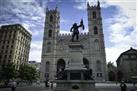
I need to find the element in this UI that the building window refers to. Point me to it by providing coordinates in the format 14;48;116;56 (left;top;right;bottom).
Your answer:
1;50;3;53
94;26;98;34
94;39;99;50
7;45;9;48
131;55;136;58
5;50;8;53
96;60;102;71
48;29;52;37
93;11;97;19
50;15;53;22
47;42;51;53
97;73;102;77
2;45;4;49
9;55;11;58
45;61;50;72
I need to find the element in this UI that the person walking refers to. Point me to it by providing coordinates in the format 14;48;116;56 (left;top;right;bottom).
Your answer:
131;82;136;91
50;81;53;89
11;81;17;91
120;81;127;91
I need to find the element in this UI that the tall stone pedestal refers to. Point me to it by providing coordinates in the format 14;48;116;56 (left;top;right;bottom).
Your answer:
54;42;96;91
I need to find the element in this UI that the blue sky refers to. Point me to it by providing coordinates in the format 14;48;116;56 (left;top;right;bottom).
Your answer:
0;0;137;65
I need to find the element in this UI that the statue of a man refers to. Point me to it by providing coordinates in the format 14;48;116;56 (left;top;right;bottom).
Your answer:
70;19;84;42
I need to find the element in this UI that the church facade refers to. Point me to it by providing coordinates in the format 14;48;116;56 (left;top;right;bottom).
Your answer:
41;1;107;82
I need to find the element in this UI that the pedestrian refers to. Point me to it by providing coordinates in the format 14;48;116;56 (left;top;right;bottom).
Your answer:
131;82;136;91
11;81;17;91
50;81;53;89
120;81;127;91
44;80;49;87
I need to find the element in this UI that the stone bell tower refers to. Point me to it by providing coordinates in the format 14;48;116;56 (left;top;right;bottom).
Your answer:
87;1;107;81
41;7;60;81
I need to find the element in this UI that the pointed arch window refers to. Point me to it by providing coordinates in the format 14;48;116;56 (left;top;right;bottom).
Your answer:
45;61;50;79
47;42;51;52
94;26;98;34
57;59;65;73
96;60;102;71
83;58;89;69
48;29;52;37
45;61;50;72
50;15;53;22
93;11;97;19
94;39;99;50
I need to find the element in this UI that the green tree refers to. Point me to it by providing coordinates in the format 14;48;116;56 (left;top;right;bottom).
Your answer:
107;62;116;69
0;63;17;85
107;62;117;81
18;64;39;82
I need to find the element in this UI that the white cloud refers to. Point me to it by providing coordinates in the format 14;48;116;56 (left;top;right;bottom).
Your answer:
29;41;43;62
22;23;44;36
104;0;137;64
105;47;127;65
73;0;107;10
60;18;69;23
74;0;137;64
29;50;42;62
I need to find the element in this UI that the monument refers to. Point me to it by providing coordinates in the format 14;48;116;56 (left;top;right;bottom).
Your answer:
53;20;96;91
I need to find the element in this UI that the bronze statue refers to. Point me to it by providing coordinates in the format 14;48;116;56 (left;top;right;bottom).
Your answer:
70;19;84;42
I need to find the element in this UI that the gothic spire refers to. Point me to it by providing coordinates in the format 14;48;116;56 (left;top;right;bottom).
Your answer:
46;6;49;11
55;5;58;11
97;0;100;8
87;2;90;8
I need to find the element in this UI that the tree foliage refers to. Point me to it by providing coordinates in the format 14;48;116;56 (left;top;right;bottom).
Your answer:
107;62;117;81
0;63;39;83
0;63;17;81
18;64;39;82
107;62;116;69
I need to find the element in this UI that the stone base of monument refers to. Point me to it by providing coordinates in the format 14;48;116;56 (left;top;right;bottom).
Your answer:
53;42;96;91
53;80;95;91
54;68;96;91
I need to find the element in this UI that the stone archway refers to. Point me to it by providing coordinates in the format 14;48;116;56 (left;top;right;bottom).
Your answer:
57;59;66;73
109;71;116;81
83;58;89;69
45;61;50;81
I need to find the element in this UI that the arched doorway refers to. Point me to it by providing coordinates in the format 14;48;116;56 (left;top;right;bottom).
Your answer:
45;61;50;81
109;71;116;81
57;59;66;73
83;58;89;69
117;71;123;82
94;39;100;50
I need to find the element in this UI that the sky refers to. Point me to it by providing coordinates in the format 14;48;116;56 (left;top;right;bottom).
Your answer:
0;0;137;65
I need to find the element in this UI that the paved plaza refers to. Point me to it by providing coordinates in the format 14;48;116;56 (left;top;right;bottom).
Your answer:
0;83;136;91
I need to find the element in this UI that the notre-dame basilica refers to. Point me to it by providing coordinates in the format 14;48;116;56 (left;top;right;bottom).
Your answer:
41;1;107;82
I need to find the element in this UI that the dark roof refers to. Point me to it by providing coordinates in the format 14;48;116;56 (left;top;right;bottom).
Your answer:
0;23;31;37
122;47;137;54
116;47;137;62
1;24;21;28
